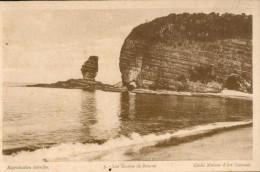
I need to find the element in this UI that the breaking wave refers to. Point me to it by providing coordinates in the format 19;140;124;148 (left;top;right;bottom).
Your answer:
3;120;252;162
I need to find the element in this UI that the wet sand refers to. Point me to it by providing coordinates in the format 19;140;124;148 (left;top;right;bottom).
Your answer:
133;127;252;160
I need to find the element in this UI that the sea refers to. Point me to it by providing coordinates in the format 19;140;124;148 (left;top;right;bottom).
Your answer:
2;86;252;161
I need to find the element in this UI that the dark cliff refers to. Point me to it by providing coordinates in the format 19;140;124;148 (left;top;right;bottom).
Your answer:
119;13;252;93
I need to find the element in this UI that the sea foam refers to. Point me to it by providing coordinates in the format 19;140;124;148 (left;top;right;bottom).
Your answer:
3;120;252;162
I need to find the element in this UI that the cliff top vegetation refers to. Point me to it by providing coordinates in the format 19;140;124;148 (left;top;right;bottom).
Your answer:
129;13;252;43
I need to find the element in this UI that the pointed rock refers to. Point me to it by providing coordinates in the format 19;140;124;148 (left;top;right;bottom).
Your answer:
81;56;99;81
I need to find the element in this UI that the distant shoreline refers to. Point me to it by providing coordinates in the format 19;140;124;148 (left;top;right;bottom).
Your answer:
132;89;252;100
3;81;252;100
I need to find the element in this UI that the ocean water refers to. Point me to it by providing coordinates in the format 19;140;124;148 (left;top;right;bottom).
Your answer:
2;87;252;161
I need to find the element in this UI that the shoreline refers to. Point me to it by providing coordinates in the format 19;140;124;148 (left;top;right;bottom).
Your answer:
92;121;253;161
131;126;252;161
4;81;252;100
132;88;252;100
3;121;253;161
20;83;253;100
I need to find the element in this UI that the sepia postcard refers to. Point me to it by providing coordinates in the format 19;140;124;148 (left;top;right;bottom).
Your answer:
0;0;260;171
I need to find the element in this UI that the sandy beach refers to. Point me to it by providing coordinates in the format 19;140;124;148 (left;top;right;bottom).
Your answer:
132;126;252;161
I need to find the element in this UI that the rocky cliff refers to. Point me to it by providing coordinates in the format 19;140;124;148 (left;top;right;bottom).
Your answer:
119;13;252;93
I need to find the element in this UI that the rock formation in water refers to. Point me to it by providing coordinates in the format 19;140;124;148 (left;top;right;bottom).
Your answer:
81;56;99;81
28;56;126;92
119;13;252;93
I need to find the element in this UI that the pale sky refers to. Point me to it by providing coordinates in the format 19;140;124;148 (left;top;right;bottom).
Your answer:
2;7;253;84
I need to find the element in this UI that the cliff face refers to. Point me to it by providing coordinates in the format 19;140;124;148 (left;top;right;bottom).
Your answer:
119;13;252;93
81;56;99;81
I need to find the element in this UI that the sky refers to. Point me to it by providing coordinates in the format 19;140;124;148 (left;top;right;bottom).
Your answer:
3;9;178;84
2;5;253;84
